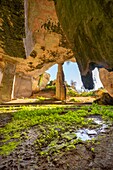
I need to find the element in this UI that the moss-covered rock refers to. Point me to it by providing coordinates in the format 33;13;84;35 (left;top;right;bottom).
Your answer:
0;0;25;58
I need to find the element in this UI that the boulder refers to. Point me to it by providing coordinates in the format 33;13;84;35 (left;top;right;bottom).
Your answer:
99;68;113;97
13;72;32;99
94;92;113;105
32;72;50;93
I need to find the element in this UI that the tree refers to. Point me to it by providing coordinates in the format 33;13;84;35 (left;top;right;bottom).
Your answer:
70;80;77;90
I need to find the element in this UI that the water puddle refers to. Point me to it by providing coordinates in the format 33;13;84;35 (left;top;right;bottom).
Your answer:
75;116;110;141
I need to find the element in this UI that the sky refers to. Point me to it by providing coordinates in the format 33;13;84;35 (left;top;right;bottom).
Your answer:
46;62;103;91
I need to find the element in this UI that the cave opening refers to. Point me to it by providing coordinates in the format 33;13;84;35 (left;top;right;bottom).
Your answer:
46;62;103;92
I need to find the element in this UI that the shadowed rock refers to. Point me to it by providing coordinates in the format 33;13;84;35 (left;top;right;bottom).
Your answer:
55;0;113;90
94;93;113;105
81;71;94;90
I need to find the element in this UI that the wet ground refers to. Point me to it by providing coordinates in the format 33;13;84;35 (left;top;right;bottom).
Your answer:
0;107;113;170
0;113;12;128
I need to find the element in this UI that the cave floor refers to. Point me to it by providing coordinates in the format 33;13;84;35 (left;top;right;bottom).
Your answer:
0;102;113;170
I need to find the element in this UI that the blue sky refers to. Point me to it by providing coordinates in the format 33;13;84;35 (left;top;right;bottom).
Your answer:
46;62;103;91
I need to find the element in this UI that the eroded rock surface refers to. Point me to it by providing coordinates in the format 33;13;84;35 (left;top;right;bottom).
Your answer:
0;0;74;74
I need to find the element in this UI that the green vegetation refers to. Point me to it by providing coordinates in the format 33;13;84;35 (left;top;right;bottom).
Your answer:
45;85;56;91
67;89;79;97
36;96;47;101
0;104;113;156
69;98;81;102
80;91;95;97
0;141;20;155
67;88;95;97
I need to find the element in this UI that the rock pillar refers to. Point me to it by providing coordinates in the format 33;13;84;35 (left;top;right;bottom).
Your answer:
56;63;66;101
0;57;16;103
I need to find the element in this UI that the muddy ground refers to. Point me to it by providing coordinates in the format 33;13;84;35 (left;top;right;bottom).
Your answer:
0;111;113;170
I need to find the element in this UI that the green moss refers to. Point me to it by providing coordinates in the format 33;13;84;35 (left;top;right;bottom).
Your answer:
0;141;20;155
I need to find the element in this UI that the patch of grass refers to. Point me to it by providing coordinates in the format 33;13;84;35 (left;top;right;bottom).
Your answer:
80;91;95;97
36;96;47;101
67;89;96;97
36;96;53;102
69;98;81;102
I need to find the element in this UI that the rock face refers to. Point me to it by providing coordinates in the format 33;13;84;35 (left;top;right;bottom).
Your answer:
18;0;74;75
55;0;113;90
99;68;113;97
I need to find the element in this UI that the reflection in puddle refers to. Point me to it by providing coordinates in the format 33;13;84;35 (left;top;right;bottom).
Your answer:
76;129;93;141
75;117;109;141
88;117;103;125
